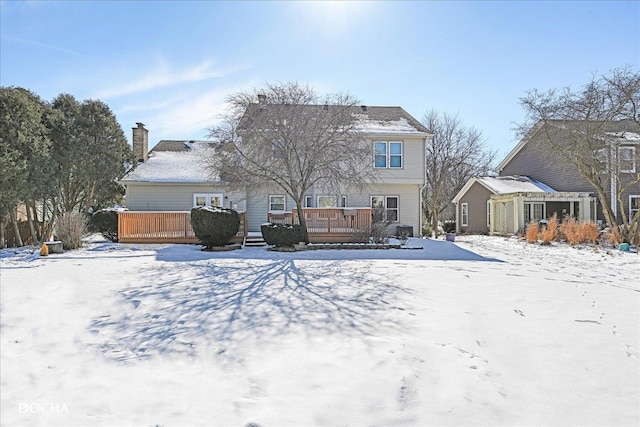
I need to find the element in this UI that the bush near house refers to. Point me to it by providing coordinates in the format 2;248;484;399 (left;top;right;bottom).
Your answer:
190;207;240;249
261;223;305;248
442;221;456;234
90;209;119;242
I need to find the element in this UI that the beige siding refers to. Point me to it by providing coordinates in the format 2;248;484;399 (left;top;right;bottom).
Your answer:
364;183;422;234
125;183;245;212
371;136;425;184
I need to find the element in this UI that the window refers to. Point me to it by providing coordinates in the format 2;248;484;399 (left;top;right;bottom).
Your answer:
373;141;403;168
317;196;337;208
340;195;347;208
594;148;609;174
269;195;285;211
304;195;313;208
618;146;636;173
524;203;545;222
630;196;640;220
193;193;223;208
487;201;491;228
371;196;399;222
461;203;469;227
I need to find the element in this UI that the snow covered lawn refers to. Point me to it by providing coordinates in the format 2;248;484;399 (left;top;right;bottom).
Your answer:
1;236;638;426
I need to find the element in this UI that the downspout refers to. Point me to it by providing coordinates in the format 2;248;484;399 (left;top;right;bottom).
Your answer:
419;135;432;237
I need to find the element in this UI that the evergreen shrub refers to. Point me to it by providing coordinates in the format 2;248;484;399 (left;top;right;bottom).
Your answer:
190;207;240;249
261;223;305;247
443;221;456;234
91;209;119;242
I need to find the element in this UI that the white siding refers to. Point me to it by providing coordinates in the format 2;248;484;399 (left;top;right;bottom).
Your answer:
125;183;246;212
372;136;425;185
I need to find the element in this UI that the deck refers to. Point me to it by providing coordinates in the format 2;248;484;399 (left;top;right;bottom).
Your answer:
117;211;246;244
117;208;372;244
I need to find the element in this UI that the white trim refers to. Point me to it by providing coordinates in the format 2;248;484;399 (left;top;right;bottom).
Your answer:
373;140;403;169
193;193;223;208
268;194;286;212
452;177;498;204
317;195;337;208
618;146;636;173
370;195;400;223
461;202;469;227
303;195;313;208
630;195;640;220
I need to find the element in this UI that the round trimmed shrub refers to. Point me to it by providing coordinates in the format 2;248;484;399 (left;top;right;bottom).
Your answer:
190;207;240;249
261;223;305;247
91;209;119;242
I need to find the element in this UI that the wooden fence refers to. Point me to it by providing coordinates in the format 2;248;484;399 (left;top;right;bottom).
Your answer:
118;211;246;244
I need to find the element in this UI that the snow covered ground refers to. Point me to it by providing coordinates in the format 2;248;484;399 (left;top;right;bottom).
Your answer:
1;235;638;427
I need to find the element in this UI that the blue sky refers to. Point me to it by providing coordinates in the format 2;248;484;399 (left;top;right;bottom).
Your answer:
1;0;638;158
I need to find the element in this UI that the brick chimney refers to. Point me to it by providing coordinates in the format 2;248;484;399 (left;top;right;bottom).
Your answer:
257;93;267;104
132;122;148;163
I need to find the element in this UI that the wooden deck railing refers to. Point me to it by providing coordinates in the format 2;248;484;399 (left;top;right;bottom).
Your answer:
268;208;372;242
118;211;246;244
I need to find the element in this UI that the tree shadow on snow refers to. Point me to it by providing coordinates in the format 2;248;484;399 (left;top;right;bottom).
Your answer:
88;259;412;364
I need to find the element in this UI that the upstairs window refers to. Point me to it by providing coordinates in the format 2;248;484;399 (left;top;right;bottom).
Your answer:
618;146;636;173
374;141;403;168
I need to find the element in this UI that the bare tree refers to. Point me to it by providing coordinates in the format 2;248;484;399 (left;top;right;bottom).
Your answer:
422;110;496;237
207;82;378;242
519;66;640;243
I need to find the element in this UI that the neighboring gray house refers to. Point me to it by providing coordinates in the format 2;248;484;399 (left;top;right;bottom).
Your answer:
120;105;432;239
453;119;638;235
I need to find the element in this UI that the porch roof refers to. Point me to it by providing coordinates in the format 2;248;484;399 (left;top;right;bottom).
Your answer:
490;191;594;202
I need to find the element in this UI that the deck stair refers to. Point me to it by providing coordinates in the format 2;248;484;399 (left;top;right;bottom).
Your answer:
244;232;267;247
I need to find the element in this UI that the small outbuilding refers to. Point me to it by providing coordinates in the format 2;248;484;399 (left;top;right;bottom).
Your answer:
452;175;596;235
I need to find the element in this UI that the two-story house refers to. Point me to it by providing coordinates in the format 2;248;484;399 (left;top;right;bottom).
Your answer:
119;103;431;243
453;119;639;235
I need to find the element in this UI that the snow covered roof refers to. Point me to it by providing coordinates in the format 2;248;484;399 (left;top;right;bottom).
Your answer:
604;131;640;144
239;104;430;135
353;114;423;134
477;175;556;194
452;175;556;203
121;140;217;183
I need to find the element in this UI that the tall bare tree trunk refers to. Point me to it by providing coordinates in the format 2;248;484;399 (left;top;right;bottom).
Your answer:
295;200;309;243
26;201;39;245
9;209;23;247
0;214;6;249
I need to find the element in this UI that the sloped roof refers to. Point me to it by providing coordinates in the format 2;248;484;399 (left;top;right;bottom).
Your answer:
497;119;640;172
239;104;430;135
452;175;556;203
121;140;217;183
477;175;556;194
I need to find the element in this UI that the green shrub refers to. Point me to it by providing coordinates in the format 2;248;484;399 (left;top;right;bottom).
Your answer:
190;207;240;249
443;220;456;234
422;223;433;238
91;209;119;242
261;223;305;247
